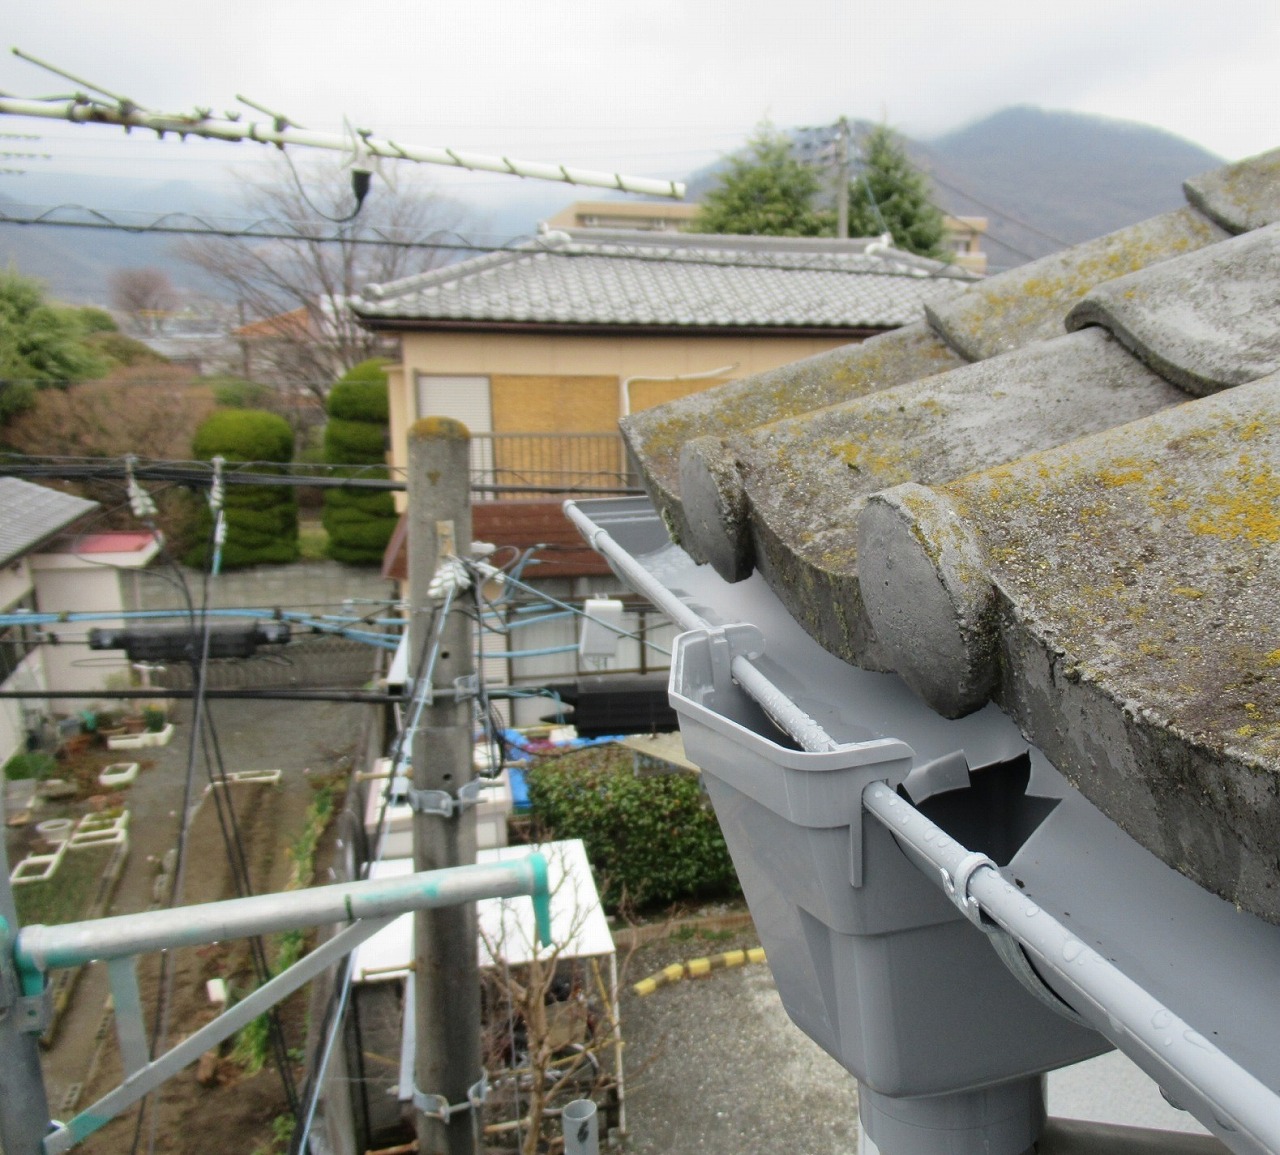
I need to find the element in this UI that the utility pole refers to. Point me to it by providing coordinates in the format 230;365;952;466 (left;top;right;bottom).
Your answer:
835;116;851;240
408;418;480;1155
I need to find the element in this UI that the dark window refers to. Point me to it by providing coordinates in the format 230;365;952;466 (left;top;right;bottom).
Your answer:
0;593;38;685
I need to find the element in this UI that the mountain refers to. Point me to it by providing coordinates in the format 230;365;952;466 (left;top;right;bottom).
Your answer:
0;107;1232;304
921;106;1222;270
685;106;1224;273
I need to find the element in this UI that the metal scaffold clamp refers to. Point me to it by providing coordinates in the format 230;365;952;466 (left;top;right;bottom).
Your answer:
413;1072;489;1120
408;777;485;819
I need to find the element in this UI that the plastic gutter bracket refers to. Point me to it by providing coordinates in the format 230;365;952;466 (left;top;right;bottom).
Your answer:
703;623;765;704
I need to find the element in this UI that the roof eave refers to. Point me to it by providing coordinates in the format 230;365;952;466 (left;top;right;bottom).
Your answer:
352;316;890;340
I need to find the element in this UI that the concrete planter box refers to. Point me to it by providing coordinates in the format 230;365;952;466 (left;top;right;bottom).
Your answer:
143;723;174;747
98;762;139;789
107;733;147;751
669;626;1102;1102
34;818;74;845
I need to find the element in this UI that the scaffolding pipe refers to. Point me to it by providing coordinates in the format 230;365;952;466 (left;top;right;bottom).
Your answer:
14;854;551;992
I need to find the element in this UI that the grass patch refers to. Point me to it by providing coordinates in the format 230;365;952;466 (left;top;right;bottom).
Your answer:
297;520;328;561
14;845;117;927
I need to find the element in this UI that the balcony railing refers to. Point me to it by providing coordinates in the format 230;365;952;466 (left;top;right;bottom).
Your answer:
468;432;642;500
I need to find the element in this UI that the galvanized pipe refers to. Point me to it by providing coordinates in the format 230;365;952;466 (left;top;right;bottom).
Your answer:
15;855;550;991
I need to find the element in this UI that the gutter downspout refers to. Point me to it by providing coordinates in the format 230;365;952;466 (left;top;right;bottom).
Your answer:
564;497;1280;1153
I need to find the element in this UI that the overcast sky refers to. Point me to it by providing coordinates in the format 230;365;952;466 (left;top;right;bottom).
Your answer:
2;0;1276;208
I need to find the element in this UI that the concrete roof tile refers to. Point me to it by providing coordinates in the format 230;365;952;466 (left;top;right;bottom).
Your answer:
622;146;1280;921
684;329;1183;663
621;321;965;555
355;231;970;330
1183;147;1280;233
857;373;1280;918
1066;222;1280;395
924;208;1226;361
0;478;99;568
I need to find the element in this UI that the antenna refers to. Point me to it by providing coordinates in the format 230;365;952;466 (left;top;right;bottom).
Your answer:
1;49;686;199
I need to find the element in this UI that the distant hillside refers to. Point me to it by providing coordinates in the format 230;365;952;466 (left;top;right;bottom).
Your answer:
0;174;241;303
922;106;1222;270
0;107;1231;304
686;106;1223;273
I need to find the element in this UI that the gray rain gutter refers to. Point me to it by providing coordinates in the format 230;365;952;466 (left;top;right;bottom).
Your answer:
564;496;1280;1155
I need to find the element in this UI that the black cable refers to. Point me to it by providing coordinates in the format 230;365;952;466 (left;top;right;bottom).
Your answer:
281;147;371;224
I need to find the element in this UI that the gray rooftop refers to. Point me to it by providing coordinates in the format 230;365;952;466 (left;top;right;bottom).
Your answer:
0;478;98;569
353;229;972;332
621;146;1280;925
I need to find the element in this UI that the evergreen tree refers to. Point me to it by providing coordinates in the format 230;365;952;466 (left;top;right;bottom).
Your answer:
0;270;110;422
692;123;825;237
846;125;948;260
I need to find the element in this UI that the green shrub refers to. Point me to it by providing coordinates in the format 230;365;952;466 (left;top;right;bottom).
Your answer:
324;417;387;460
84;330;166;367
321;362;395;565
185;408;298;568
526;745;739;912
193;408;294;462
207;376;277;410
4;750;56;781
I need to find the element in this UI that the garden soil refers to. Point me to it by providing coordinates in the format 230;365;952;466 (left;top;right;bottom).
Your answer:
30;697;371;1155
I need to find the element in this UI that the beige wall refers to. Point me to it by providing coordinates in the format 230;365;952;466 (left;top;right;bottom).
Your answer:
388;330;856;482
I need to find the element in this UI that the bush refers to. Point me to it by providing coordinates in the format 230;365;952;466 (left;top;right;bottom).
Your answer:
84;330;165;367
185;408;298;568
4;750;57;781
526;745;739;912
207;376;278;410
322;362;395;565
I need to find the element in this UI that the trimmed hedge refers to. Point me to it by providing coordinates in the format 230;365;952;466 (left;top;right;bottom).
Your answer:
525;745;740;912
322;361;396;565
185;408;298;569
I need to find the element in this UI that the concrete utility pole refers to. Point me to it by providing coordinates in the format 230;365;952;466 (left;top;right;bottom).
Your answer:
835;116;851;240
408;418;480;1155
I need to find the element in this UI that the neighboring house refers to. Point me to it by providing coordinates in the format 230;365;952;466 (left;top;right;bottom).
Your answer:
354;227;972;564
621;146;1280;928
545;201;990;272
354;228;971;722
233;297;395;391
0;479;160;763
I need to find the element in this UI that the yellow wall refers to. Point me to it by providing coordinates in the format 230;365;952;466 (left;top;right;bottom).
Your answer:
388;329;856;487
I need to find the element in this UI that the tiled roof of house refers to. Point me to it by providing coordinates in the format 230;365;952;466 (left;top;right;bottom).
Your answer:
621;147;1280;924
353;229;973;332
0;478;99;568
